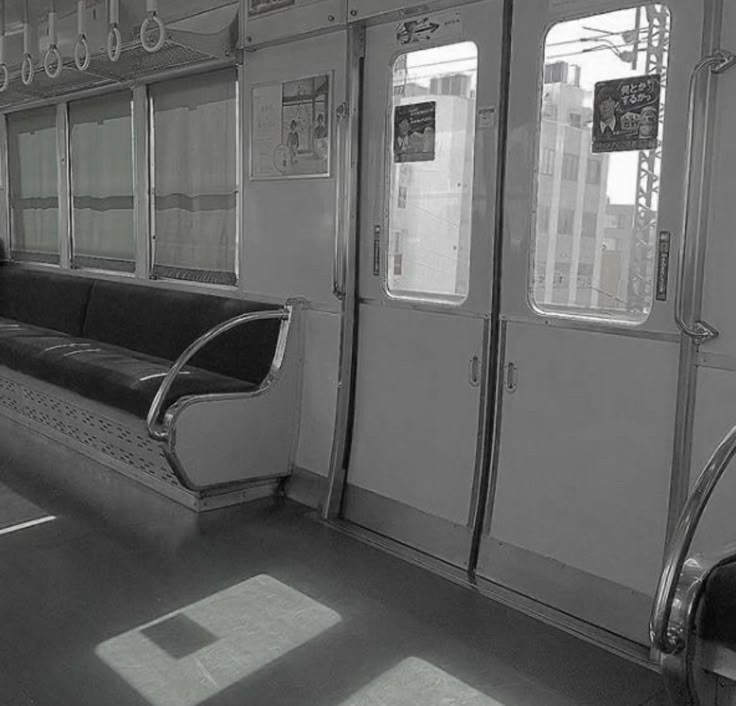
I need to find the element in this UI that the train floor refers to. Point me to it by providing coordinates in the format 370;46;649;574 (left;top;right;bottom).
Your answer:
0;416;668;706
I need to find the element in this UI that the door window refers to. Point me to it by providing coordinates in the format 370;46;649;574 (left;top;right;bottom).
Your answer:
530;5;671;322
386;42;478;302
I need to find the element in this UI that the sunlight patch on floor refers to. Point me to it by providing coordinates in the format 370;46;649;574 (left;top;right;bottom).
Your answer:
96;574;341;706
339;657;506;706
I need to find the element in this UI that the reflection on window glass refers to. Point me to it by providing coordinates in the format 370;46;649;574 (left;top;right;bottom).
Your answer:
532;5;670;322
7;107;59;264
387;42;478;301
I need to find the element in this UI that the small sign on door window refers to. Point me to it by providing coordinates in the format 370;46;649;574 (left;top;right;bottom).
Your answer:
393;101;436;163
592;74;661;153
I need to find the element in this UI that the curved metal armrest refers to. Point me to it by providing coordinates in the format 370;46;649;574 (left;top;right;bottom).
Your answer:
651;424;736;655
146;307;291;442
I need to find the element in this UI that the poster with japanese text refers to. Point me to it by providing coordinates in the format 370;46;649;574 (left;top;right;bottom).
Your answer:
393;102;436;163
592;74;661;153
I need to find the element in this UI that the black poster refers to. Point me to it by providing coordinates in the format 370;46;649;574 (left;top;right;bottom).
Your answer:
393;102;436;163
592;74;661;153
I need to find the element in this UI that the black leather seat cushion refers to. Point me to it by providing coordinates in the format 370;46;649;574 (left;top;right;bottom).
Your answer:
0;266;283;418
699;560;736;648
0;267;93;336
82;280;282;384
0;318;254;417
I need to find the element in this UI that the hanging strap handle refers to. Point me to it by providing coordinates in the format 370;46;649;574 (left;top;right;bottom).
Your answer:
74;0;90;71
21;0;34;86
140;0;165;53
107;0;121;62
44;1;62;79
0;1;8;93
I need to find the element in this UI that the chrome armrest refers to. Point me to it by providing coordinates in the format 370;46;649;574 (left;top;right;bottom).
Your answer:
146;307;291;442
651;424;736;656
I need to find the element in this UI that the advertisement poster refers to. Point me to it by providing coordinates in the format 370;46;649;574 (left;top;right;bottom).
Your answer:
393;102;436;163
592;74;661;153
248;0;295;16
251;73;331;179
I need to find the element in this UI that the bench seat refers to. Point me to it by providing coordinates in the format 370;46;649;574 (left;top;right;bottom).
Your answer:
0;318;254;417
0;266;302;504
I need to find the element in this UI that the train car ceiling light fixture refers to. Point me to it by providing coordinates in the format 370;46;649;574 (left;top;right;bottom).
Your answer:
141;0;165;54
44;0;62;79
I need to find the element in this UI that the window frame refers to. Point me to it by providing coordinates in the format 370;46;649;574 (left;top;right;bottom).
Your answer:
6;104;63;266
381;40;480;307
148;67;240;287
67;90;137;275
0;63;243;295
528;3;672;326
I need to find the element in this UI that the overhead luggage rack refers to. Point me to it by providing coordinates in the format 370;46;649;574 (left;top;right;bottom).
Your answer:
0;2;238;110
86;25;235;83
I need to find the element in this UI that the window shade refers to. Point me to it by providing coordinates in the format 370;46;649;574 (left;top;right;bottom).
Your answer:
150;69;237;285
69;92;135;272
8;107;59;264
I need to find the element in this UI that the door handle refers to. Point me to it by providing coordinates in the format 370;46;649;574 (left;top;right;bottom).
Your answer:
505;362;517;393
469;355;481;387
675;50;736;343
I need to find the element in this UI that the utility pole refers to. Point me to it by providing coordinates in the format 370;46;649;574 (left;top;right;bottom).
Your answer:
628;6;669;315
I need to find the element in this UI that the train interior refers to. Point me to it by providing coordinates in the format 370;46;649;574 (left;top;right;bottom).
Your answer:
1;0;736;704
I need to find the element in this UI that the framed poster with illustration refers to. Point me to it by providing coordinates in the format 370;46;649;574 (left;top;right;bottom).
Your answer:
251;72;332;180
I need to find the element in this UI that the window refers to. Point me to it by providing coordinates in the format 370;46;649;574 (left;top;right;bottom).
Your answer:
558;208;575;235
538;205;551;233
561;153;579;181
150;69;238;285
540;148;555;176
531;4;671;321
582;212;597;237
386;42;478;301
7;107;59;264
586;158;602;185
69;92;134;272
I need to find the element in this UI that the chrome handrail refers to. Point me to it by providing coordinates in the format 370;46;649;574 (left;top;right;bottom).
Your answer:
651;423;736;655
333;101;349;301
146;308;290;442
675;50;736;344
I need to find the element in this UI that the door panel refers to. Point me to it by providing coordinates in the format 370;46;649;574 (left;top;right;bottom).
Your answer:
690;3;736;559
344;0;502;565
489;324;678;597
349;306;484;526
479;0;704;645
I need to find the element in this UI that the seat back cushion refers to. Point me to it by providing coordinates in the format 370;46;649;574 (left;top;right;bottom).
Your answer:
0;267;94;336
83;280;281;384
